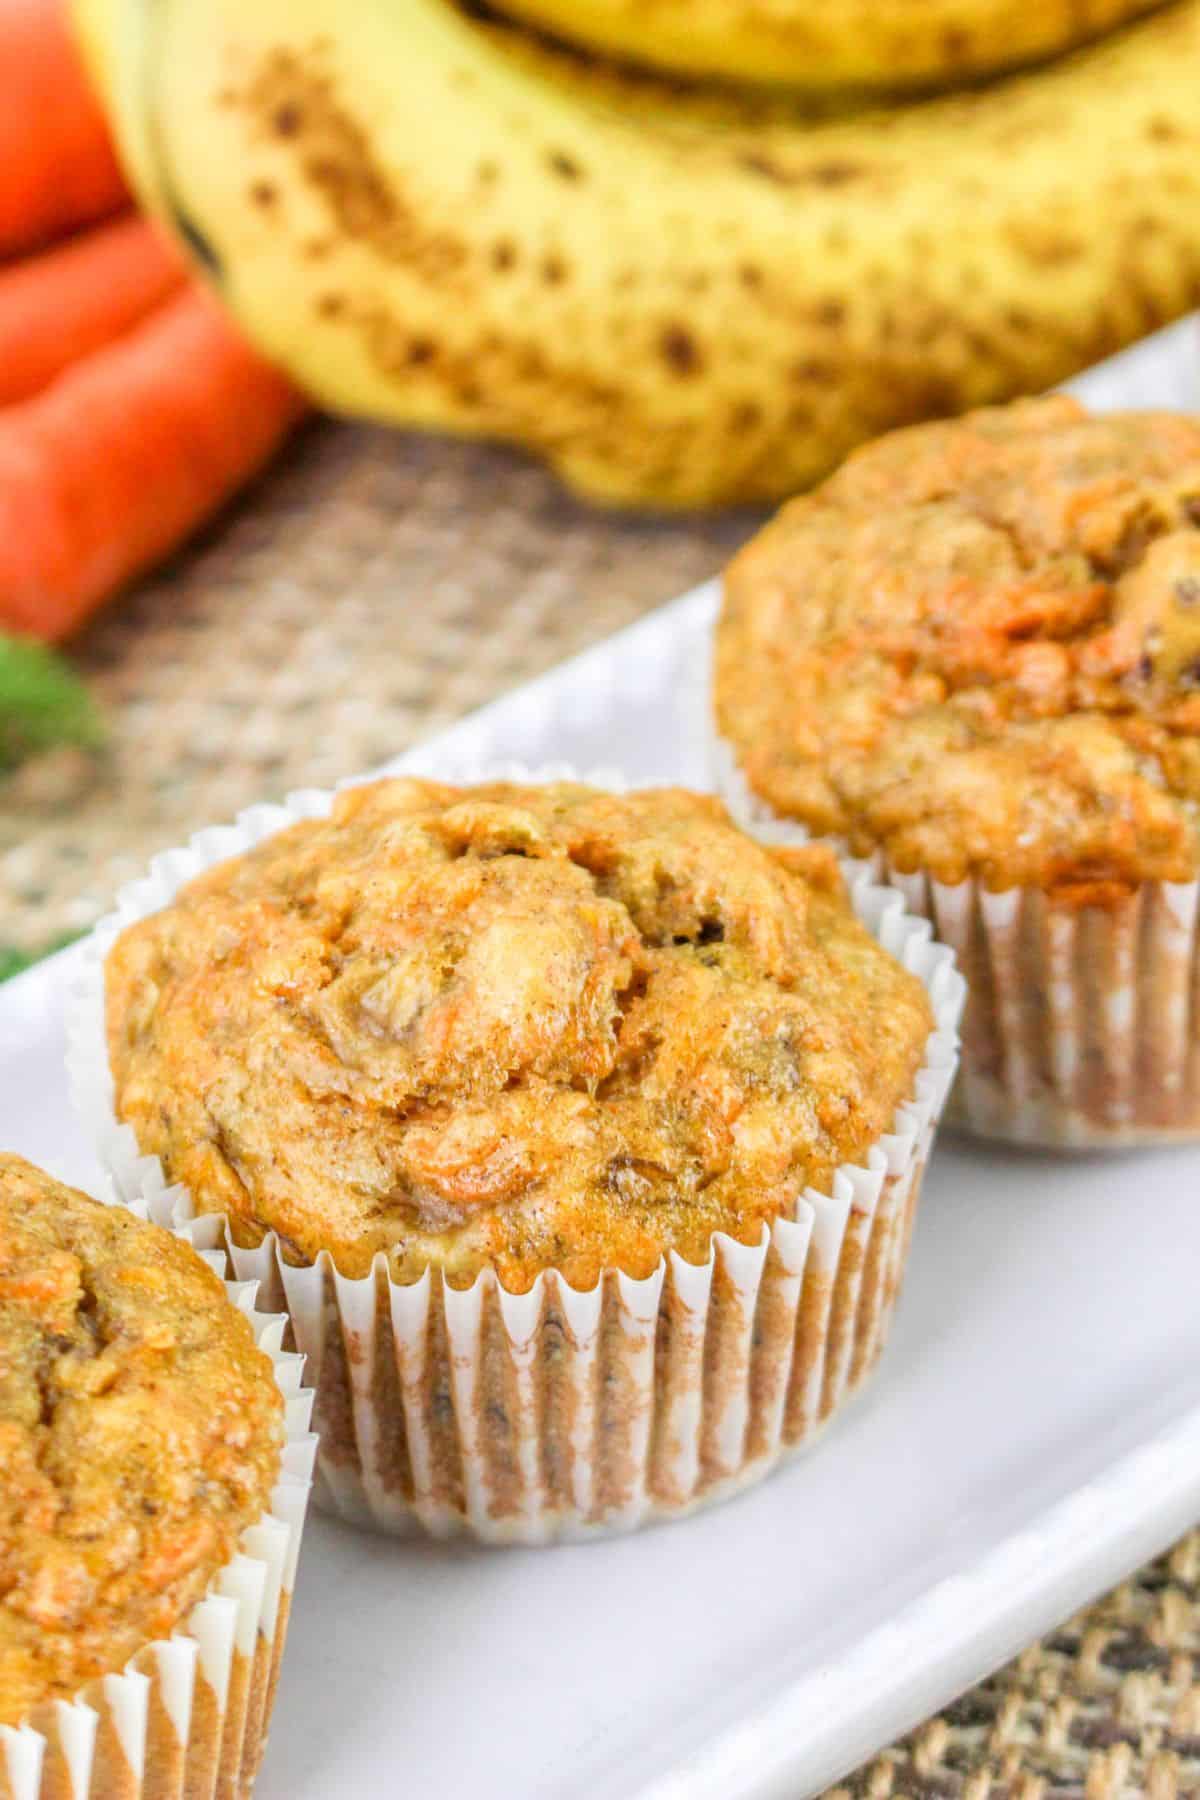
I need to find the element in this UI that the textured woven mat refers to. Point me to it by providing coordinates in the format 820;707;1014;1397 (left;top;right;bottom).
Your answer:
832;1535;1200;1797
2;419;1198;1797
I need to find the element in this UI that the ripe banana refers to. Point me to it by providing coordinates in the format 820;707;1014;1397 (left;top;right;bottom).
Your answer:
75;0;1200;507
493;0;1163;89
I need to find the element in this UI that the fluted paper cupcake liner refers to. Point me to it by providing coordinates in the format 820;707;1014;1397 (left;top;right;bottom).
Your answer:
0;1191;316;1800
67;762;962;1542
714;730;1200;1148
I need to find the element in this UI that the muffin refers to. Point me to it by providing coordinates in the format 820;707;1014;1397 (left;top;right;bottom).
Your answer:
73;774;960;1541
0;1154;312;1798
714;395;1200;1146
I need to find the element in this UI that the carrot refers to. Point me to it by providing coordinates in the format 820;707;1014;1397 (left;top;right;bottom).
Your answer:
0;1267;75;1303
140;1516;216;1592
0;213;187;406
0;285;307;640
0;0;128;255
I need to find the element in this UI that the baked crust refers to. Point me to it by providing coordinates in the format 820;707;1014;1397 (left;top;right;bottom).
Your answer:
716;397;1200;898
104;780;932;1290
0;1156;283;1728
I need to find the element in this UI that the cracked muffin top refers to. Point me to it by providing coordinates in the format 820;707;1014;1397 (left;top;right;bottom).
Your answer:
715;397;1200;899
0;1155;282;1729
104;779;932;1291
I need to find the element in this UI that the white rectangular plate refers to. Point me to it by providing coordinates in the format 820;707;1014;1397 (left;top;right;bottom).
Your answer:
4;317;1200;1800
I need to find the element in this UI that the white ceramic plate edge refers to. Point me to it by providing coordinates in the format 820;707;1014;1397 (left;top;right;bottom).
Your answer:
638;1397;1200;1797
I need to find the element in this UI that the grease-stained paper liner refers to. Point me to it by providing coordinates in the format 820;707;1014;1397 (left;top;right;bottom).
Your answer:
714;730;1200;1149
67;763;962;1543
0;1193;316;1800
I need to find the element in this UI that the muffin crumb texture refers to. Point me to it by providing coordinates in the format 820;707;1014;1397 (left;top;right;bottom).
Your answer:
716;397;1200;898
104;781;932;1290
0;1156;282;1728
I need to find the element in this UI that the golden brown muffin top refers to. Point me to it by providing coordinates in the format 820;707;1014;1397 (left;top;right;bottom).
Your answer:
716;397;1200;900
0;1156;283;1729
104;779;932;1291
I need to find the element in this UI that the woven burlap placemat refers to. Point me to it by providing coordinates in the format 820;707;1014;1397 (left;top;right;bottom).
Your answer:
2;419;1198;1798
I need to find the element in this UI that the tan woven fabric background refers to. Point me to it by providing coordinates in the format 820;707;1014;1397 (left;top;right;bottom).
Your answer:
3;418;1199;1798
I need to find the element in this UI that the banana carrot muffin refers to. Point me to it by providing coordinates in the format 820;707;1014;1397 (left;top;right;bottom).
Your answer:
0;1154;297;1789
105;780;932;1289
714;395;1200;1144
92;777;960;1539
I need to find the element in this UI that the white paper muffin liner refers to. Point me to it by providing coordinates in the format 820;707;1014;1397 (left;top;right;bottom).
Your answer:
0;1187;316;1800
713;730;1200;1149
66;763;962;1543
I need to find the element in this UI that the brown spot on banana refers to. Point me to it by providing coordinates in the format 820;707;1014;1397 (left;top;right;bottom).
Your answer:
270;100;302;136
238;48;469;287
546;149;582;180
344;296;626;429
660;327;702;375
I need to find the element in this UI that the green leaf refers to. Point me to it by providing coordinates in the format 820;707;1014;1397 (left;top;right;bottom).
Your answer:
0;943;34;986
0;944;39;983
0;932;83;983
0;635;103;770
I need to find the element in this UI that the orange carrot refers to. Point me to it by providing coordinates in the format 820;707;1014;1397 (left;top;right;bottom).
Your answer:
0;286;307;640
0;213;188;406
0;0;127;255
